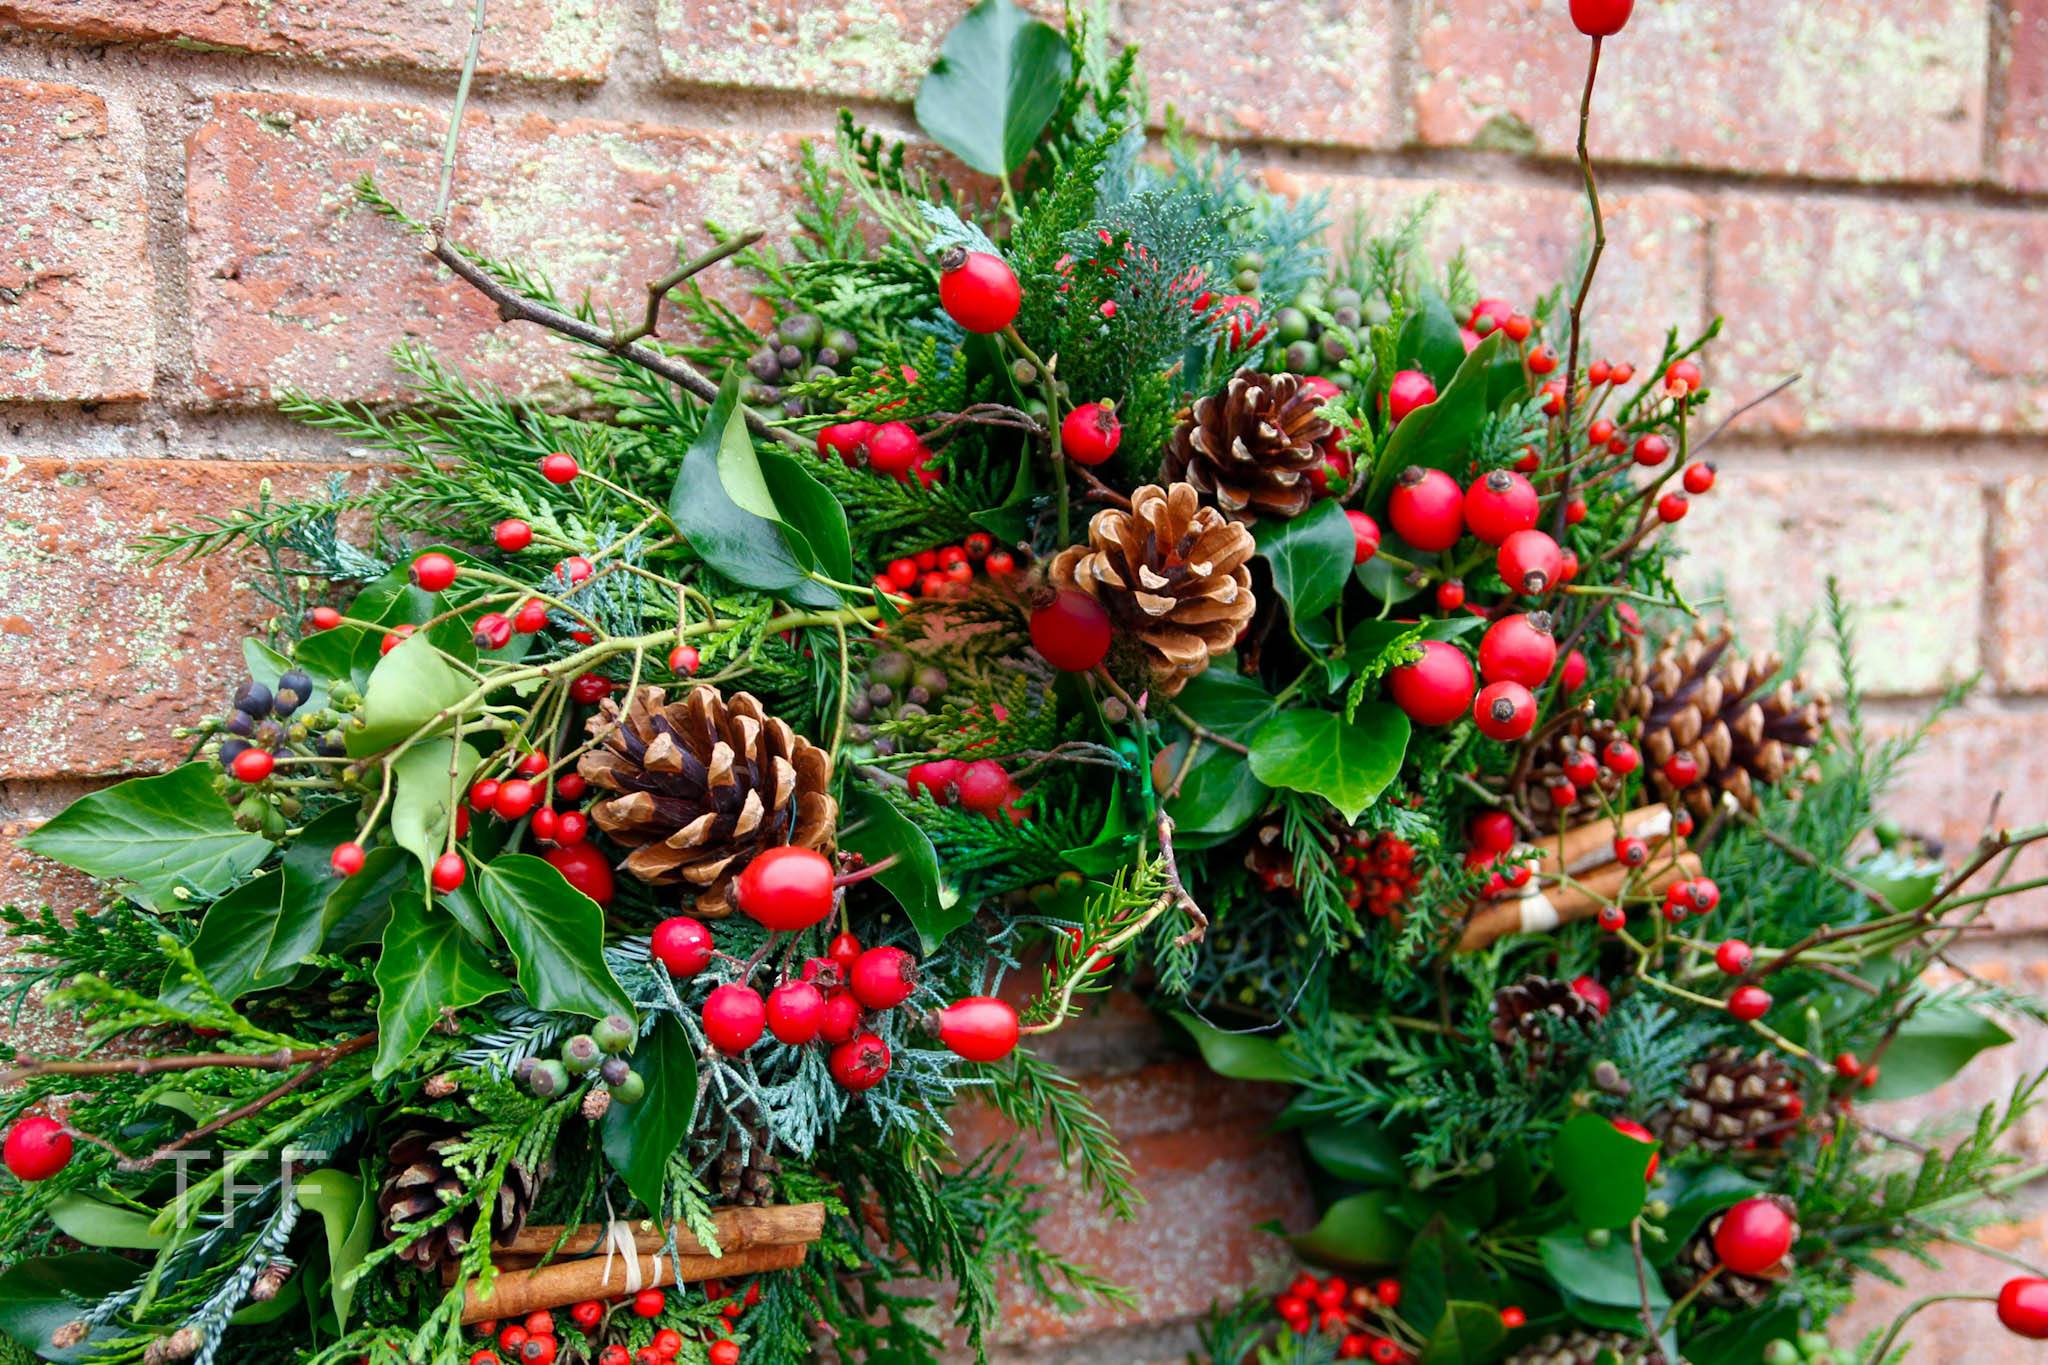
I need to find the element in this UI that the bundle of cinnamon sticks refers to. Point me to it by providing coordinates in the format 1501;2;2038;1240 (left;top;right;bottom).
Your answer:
1458;804;1700;952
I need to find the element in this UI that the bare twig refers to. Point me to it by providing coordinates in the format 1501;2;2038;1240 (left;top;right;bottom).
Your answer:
1551;35;1607;538
1690;373;1801;456
433;0;491;236
614;229;766;347
2;1033;377;1087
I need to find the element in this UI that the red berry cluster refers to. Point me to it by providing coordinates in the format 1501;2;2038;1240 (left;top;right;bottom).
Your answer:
1337;831;1420;921
1272;1272;1410;1362
445;753;612;905
815;417;942;488
869;532;1016;601
470;1283;757;1365
904;757;1031;824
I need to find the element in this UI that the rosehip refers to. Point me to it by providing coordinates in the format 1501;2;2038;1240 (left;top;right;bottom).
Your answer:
1570;975;1611;1017
1610;1117;1659;1179
1387;370;1438;424
816;420;874;465
1473;681;1537;742
1657;492;1689;523
1469;810;1516;855
512;600;550;634
1562;751;1599;788
1388;466;1464;552
494;779;538;821
937;249;1022;334
331;842;367;877
849;946;917;1010
766;980;826;1046
702;984;767;1053
1998;1278;2048;1339
1435;579;1465;611
1603;739;1639;774
1387;640;1477;727
1683;461;1716;494
1477;612;1557;687
1570;0;1634;36
650;917;714;976
1713;1197;1794;1275
539;452;579;484
933;996;1021;1063
829;1032;892;1090
309;605;342;630
819;990;863;1045
1632;434;1670;467
1665;359;1703;395
1030;590;1113;672
1560;648;1588;692
906;759;966;804
432;851;466;893
1497;529;1564;596
3;1116;72;1182
1664;752;1701;787
1728;984;1772;1022
231;747;275;783
543;843;614;906
474;613;513;651
1347;510;1380;565
1061;402;1122;466
734;845;836;932
494;519;533;552
1463;470;1540;546
411;551;458;592
864;421;927;479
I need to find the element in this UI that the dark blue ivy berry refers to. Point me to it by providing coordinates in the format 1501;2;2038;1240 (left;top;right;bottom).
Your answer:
223;710;257;738
232;680;273;717
219;738;251;771
273;670;313;716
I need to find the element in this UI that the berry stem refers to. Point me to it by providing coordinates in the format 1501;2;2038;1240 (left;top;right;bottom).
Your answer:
1553;34;1607;540
831;853;901;888
1868;1293;1995;1364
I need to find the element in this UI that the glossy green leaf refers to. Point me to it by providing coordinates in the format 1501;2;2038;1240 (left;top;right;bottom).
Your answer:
1303;1122;1403;1186
0;1254;140;1363
1420;1300;1507;1365
1247;704;1411;822
1862;1000;2011;1100
1851;850;1945;913
1400;1216;1492;1342
1356;524;1429;606
840;786;967;951
1647;1165;1762;1266
389;739;482;875
473;855;632;1019
1538;1231;1670;1312
48;1195;167;1250
667;372;837;608
347;632;471;758
757;448;854;585
1680;1302;1799;1365
1396;289;1467;388
1172;1011;1298;1083
1367;331;1509;508
1291;1190;1407;1269
1255;498;1356;626
319;845;412;949
21;764;271;912
601;1015;699;1213
373;891;507;1078
1553;1112;1656;1229
1173;670;1280;740
295;549;486;687
1163;739;1268;844
297;1167;374;1329
913;0;1072;177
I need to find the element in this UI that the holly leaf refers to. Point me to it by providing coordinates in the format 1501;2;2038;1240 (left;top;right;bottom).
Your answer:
1861;1000;2011;1100
21;764;271;912
1419;1300;1507;1365
388;739;482;875
297;1167;374;1329
1367;331;1508;509
601;1015;699;1213
913;0;1072;178
1247;704;1411;822
319;846;412;950
1537;1231;1670;1312
1255;498;1356;625
472;855;632;1019
1552;1112;1656;1229
839;786;966;951
1291;1190;1406;1269
372;891;507;1079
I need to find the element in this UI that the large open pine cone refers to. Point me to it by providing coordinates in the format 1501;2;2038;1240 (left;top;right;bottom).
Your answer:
1621;625;1827;823
1164;368;1333;522
580;685;836;916
1651;1046;1801;1153
1491;975;1603;1066
1048;482;1255;696
377;1125;544;1271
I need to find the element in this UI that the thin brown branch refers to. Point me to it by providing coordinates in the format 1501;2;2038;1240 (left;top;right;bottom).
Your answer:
1551;34;1606;539
614;229;765;347
1689;373;1801;456
2;1033;376;1087
120;1061;331;1171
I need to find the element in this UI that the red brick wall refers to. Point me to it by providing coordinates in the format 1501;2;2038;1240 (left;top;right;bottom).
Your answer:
2;2;2046;1358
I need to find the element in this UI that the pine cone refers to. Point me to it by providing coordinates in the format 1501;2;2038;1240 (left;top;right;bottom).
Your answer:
1506;1329;1652;1365
1620;625;1828;823
1242;819;1299;893
377;1125;546;1271
1048;483;1256;696
1491;975;1603;1066
1164;369;1333;522
1675;1194;1801;1307
580;685;837;916
1651;1047;1802;1153
716;1126;782;1209
1512;706;1622;835
143;1328;201;1365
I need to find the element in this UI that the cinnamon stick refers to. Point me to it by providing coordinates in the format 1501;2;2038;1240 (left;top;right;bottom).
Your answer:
459;1242;809;1324
1459;845;1701;951
490;1203;824;1263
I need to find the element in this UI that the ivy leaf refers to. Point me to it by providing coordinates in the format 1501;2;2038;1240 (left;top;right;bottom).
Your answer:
346;632;470;758
839;786;966;951
1356;524;1429;606
1396;288;1467;387
0;1254;141;1363
297;1168;374;1329
1172;1011;1298;1083
1247;705;1411;822
21;764;270;912
1255;499;1356;625
472;855;632;1019
913;0;1072;178
1419;1300;1508;1365
1537;1231;1670;1311
1172;670;1279;741
1290;1190;1406;1269
667;371;838;609
389;739;482;875
319;846;412;950
601;1015;699;1213
372;891;507;1079
1552;1112;1656;1229
1162;740;1267;845
1862;1000;2011;1100
1367;331;1508;509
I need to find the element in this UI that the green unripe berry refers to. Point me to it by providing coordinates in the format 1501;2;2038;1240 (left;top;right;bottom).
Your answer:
1761;1341;1801;1365
1584;1226;1612;1249
527;1059;572;1098
1797;1333;1832;1358
592;1014;637;1055
562;1034;603;1075
609;1071;647;1104
1273;307;1311;344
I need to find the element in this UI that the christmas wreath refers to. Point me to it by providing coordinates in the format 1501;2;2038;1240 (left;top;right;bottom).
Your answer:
4;2;2047;1364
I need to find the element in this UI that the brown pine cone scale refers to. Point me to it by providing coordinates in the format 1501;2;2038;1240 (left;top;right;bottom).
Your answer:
1165;369;1333;522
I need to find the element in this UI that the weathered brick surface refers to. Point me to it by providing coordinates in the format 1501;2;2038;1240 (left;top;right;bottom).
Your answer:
0;0;619;82
1997;0;2048;191
1678;461;1984;696
0;79;155;403
1989;474;2048;692
185;95;816;403
0;459;338;780
1711;196;2048;435
1415;0;1988;183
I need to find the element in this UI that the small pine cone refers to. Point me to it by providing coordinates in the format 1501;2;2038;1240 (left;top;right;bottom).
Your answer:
1651;1047;1802;1153
1165;368;1334;522
1047;482;1256;696
143;1327;201;1365
50;1321;88;1350
1242;819;1298;893
581;1086;613;1122
422;1073;459;1099
249;1259;293;1303
1505;1329;1651;1365
1491;976;1603;1067
1678;1194;1801;1307
579;685;837;915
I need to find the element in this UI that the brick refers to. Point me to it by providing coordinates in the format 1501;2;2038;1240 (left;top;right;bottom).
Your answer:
1270;172;1708;371
0;0;619;83
1415;0;1987;183
0;821;95;1057
1676;460;1983;696
0;458;339;780
1710;197;2048;435
1990;474;2048;692
1997;0;2048;191
0;80;154;403
185;95;812;403
657;0;980;102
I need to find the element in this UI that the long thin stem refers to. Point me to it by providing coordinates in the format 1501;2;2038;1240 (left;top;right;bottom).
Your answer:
432;0;490;235
614;229;765;347
1552;35;1606;539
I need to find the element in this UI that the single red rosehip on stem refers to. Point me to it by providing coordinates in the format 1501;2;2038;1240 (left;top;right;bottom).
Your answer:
1632;434;1670;467
933;996;1021;1062
1387;370;1438;424
1477;612;1557;687
1463;470;1539;546
1469;811;1516;855
3;1116;73;1182
1347;510;1381;566
650;917;714;977
937;249;1022;334
1030;590;1114;672
331;842;367;877
1664;752;1701;787
1657;492;1689;523
1570;0;1634;37
1560;648;1588;692
539;452;579;484
1473;681;1537;742
816;420;874;466
1728;983;1772;1022
1603;739;1639;774
850;946;918;1011
1435;579;1466;612
702;984;767;1053
411;552;458;593
1388;640;1477;727
432;851;466;893
829;1032;893;1090
494;519;533;552
1998;1277;2048;1339
1388;466;1464;551
1683;461;1716;494
1713;1197;1795;1275
231;747;275;783
1061;401;1122;466
766;980;826;1045
864;421;928;480
734;845;836;932
669;645;700;676
1497;528;1564;596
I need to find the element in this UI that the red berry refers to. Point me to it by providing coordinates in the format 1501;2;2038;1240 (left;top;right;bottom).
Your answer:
849;946;917;1010
829;1032;893;1090
411;551;458;592
1347;510;1381;565
540;452;579;484
1833;1051;1863;1080
471;1352;502;1365
1727;984;1772;1022
1586;417;1615;445
1469;811;1516;855
702;984;767;1053
1497;529;1564;596
1477;612;1557;687
906;759;966;804
734;845;836;931
1388;640;1477;727
474;613;513;651
816;420;875;465
1468;298;1514;334
1387;370;1438;424
986;549;1016;575
1549;779;1579;808
652;1329;684;1356
1656;492;1689;523
432;851;466;893
1499;1306;1526;1330
380;626;413;658
1689;876;1721;914
555;772;585;801
1560;648;1588;692
1713;1197;1794;1275
1632;434;1670;467
1388;466;1464;551
829;931;862;970
231;747;275;783
499;1328;529;1354
955;760;1012;814
1463;470;1540;546
1570;0;1633;36
1998;1278;2048;1339
543;843;614;906
494;779;538;821
938;249;1022;333
1613;836;1647;867
1564;496;1587;526
1061;402;1122;466
1562;752;1599;788
3;1116;72;1182
819;990;864;1045
766;980;826;1045
309;606;342;630
933;996;1020;1062
632;1289;665;1319
1030;590;1114;672
470;779;501;812
964;532;993;559
494;519;533;552
555;810;588;844
1435;579;1465;611
865;421;928;479
1503;314;1533;342
1527;344;1558;375
1664;752;1701;787
559;555;594;584
1597;904;1626;932
1570;974;1611;1017
569;674;613;704
513;600;549;634
1683;461;1716;494
651;917;714;976
659;644;699;677
709;1343;740;1365
522;1335;558;1365
1473;681;1537;742
1603;740;1639;774
1665;359;1703;396
1610;1117;1659;1179
330;841;367;877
